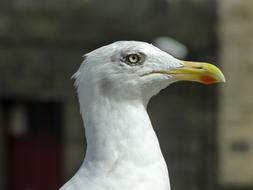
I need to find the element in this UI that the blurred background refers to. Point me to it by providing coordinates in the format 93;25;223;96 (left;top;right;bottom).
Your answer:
0;0;252;190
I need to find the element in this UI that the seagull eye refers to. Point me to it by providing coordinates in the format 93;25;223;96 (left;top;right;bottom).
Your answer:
125;53;143;65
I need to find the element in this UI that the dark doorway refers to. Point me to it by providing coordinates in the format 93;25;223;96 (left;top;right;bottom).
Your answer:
2;99;63;190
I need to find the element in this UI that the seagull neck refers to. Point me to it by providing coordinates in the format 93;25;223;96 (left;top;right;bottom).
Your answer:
79;93;165;170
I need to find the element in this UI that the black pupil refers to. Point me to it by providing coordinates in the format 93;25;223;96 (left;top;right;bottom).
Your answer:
131;55;137;62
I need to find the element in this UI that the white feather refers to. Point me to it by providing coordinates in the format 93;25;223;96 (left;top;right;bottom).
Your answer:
60;41;183;190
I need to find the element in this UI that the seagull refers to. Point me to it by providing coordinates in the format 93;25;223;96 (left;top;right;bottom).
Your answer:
60;41;225;190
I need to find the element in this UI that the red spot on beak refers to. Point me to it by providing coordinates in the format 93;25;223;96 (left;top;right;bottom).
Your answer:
201;75;216;84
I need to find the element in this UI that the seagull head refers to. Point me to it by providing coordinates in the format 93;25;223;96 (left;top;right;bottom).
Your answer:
74;41;225;104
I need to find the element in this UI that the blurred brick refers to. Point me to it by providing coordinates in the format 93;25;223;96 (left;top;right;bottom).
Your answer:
218;0;253;186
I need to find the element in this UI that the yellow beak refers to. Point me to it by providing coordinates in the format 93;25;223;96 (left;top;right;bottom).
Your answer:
157;61;226;84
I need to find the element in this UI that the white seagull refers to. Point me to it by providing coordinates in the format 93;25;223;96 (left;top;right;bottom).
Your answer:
60;41;225;190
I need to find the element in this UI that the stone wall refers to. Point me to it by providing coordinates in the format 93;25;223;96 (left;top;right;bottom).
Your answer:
0;0;219;190
218;0;253;188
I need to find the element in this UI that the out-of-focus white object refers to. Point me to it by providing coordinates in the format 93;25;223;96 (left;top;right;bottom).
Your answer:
10;104;28;137
153;37;188;59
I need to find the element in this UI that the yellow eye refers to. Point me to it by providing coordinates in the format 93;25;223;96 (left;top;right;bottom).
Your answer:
126;54;141;65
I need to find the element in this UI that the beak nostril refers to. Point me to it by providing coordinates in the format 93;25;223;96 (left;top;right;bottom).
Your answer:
194;66;203;69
